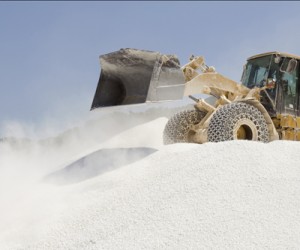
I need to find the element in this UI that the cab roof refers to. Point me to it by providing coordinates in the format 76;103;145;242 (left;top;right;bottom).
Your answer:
247;51;300;61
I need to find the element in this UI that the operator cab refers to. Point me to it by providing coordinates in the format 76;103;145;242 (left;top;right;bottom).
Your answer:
241;52;300;117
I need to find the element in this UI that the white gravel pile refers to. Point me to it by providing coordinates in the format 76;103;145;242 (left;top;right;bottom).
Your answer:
1;118;300;249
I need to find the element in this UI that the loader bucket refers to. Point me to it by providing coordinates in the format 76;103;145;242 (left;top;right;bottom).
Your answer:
91;48;185;110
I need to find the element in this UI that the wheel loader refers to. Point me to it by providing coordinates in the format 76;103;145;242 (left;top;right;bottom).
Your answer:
91;48;300;144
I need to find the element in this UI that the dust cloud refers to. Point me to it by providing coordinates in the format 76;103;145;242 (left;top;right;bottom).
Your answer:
0;103;182;244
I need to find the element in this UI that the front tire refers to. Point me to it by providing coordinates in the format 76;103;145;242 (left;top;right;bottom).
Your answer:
207;102;269;143
163;110;206;145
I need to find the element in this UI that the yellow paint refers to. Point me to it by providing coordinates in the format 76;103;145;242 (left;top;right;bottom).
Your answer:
275;114;300;141
278;114;300;128
237;126;246;140
281;129;300;141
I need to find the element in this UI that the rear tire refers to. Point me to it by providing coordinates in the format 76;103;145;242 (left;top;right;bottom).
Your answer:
163;110;206;144
207;102;269;143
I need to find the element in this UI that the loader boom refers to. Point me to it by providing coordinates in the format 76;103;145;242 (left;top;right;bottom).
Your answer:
90;48;300;143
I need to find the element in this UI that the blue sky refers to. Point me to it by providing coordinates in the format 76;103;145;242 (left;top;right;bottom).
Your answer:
1;1;300;137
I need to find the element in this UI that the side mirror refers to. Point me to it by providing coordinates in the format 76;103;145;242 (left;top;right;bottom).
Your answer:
280;58;298;73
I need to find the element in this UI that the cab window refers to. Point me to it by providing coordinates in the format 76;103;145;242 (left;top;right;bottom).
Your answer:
280;61;299;115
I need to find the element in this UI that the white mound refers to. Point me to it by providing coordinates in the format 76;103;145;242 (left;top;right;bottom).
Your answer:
1;117;300;249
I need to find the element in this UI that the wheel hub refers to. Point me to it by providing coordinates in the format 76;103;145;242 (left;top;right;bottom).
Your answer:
234;119;258;140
